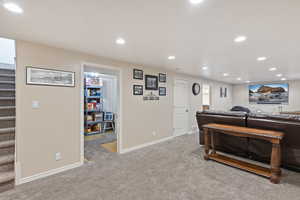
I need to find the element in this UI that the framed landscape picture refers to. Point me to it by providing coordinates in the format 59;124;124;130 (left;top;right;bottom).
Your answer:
249;83;289;104
26;67;75;87
145;75;158;90
133;69;143;80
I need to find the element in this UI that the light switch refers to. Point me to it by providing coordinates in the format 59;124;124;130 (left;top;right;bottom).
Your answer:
55;152;62;161
32;101;40;109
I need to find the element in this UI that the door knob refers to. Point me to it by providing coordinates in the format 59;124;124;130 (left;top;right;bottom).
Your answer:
186;109;189;112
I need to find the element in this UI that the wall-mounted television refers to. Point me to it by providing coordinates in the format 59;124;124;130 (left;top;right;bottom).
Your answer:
249;83;289;104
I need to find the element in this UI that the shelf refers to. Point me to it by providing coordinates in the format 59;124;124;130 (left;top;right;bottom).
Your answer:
84;80;105;136
84;130;102;136
85;109;102;112
86;86;102;89
85;120;103;125
208;153;271;178
86;96;101;99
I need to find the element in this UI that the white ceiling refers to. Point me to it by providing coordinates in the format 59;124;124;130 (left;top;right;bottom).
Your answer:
1;0;300;84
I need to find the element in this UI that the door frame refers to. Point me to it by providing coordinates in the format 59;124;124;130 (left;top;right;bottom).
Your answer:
173;78;190;137
80;62;123;162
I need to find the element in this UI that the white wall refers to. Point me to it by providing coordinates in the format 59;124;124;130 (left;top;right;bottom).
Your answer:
232;80;300;113
174;74;233;134
15;40;233;182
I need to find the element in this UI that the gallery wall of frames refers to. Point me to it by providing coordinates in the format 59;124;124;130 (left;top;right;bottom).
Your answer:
132;68;167;100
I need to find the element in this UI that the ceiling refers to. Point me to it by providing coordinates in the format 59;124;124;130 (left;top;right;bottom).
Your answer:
1;0;300;84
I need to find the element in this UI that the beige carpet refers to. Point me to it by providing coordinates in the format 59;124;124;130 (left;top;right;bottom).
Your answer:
1;134;300;200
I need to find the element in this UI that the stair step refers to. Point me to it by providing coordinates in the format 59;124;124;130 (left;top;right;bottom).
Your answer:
0;140;15;149
0;97;15;100
0;89;15;92
0;116;15;121
0;81;14;84
0;68;15;72
0;69;15;75
0;154;14;165
0;106;15;110
0;74;15;78
0;171;14;184
0;128;15;134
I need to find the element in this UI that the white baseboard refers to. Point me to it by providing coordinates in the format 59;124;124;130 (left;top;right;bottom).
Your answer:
17;162;83;185
120;136;174;154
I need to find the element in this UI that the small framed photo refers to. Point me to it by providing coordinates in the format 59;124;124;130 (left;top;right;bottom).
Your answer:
159;73;167;83
133;69;143;80
145;75;158;90
220;87;228;98
159;87;167;96
220;87;223;98
133;85;143;95
224;87;227;98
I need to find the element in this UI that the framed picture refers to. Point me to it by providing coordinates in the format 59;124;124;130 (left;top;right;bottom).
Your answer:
133;85;143;95
133;69;143;80
220;87;223;98
159;87;166;96
249;83;289;104
26;67;75;87
159;73;167;83
145;75;158;90
224;87;227;98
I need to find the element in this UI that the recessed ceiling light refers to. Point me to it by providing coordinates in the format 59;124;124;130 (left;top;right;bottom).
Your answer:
276;74;283;77
3;2;23;14
269;67;277;71
234;36;247;43
168;56;176;60
237;77;242;81
257;57;267;61
115;38;126;45
245;81;251;83
281;78;287;81
189;0;205;5
202;66;208;70
223;73;229;77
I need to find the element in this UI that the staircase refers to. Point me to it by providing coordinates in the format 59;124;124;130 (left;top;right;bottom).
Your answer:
0;68;15;192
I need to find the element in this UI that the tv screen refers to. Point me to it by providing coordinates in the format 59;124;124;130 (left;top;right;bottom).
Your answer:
249;83;289;104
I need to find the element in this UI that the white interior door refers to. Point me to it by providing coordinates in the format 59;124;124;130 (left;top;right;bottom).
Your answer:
173;79;189;136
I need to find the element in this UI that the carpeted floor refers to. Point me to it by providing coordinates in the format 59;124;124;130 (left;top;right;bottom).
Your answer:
1;134;300;200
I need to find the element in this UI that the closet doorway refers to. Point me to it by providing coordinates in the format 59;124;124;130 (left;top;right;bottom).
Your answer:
81;63;121;161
